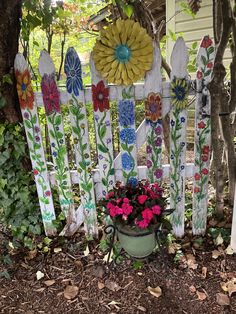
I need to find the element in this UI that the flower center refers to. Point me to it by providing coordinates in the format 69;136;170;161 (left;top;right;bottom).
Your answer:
174;86;186;101
70;69;76;77
115;44;131;63
97;92;104;101
149;103;157;113
21;83;27;91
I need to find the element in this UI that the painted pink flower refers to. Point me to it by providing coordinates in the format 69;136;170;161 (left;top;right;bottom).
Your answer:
137;195;148;205
154;168;163;179
200;36;213;48
202;168;208;175
33;169;39;175
41;74;60;116
197;70;203;79
142;208;153;222
106;191;114;199
106;202;113;209
147;160;152;168
207;62;213;69
152;205;161;215
194;173;201;181
202;145;210;155
136;219;149;229
123;198;129;203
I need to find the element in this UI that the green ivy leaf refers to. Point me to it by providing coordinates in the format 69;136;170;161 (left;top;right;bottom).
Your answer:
55;115;62;126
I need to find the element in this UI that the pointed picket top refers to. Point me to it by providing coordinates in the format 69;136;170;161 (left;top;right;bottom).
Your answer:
14;53;56;236
170;37;189;79
38;50;56;77
90;54;115;197
64;47;83;96
192;36;215;235
196;36;215;83
65;47;98;236
144;41;162;95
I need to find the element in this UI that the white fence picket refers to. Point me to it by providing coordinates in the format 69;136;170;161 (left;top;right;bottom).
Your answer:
144;41;163;183
90;56;115;197
38;51;75;221
65;47;97;236
169;37;189;238
14;53;56;236
192;36;215;235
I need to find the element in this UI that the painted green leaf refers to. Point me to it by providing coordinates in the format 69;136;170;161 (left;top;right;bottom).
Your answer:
27;131;34;141
49;130;55;139
79;161;86;170
109;168;115;176
102;177;108;186
72;126;80;136
98;144;108;153
201;55;207;66
24;120;32;129
32;114;37;124
207;46;214;55
57;131;63;139
55;115;62;125
100;125;106;139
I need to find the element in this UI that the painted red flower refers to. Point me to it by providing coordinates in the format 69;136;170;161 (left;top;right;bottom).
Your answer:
45;190;51;197
41;74;60;116
194;187;200;193
200;36;213;49
197;70;203;79
202;154;208;162
33;169;39;175
207;62;213;69
202;145;210;155
202;168;209;175
194;173;201;181
92;80;109;112
198;121;206;129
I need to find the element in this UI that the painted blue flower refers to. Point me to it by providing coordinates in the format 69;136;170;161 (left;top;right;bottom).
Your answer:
119;100;135;127
120;128;136;144
170;154;174;160
53;151;57;157
177;196;182;202
59;139;64;144
181;165;185;170
121;152;134;171
64;47;83;96
51;143;56;147
180;117;185;123
171;120;175;127
127;177;138;187
181;142;185;147
170;183;174;188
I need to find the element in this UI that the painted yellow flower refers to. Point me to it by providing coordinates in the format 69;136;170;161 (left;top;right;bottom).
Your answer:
170;77;189;110
15;69;34;110
92;19;153;86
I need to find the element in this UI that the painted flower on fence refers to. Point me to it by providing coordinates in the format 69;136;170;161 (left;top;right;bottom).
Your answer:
145;92;162;126
118;100;135;126
200;36;213;49
15;70;34;110
64;47;83;96
41;74;60;115
92;80;109;112
170;77;189;110
120;128;136;144
121;152;134;171
92;19;153;85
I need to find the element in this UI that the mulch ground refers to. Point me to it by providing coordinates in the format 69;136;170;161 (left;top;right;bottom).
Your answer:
1;228;236;314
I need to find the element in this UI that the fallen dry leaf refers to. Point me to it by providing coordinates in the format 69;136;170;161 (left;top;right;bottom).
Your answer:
189;285;196;293
36;270;45;280
63;285;79;300
34;287;45;292
103;250;113;262
53;247;62;253
105;280;121;292
221;278;236;296
202;266;207;279
137;306;146;312
168;243;181;254
44;280;55;287
215;233;224;246
148;286;162;298
98;282;105;290
196;290;207;300
74;260;83;269
212;250;221;259
83;245;90;256
108;301;121;305
186;254;198;270
225;245;235;255
216;293;230;306
93;265;105;279
27;249;37;260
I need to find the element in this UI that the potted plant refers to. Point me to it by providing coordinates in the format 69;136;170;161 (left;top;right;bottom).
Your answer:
101;179;171;258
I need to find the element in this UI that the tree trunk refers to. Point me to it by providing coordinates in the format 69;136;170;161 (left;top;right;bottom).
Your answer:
0;0;22;123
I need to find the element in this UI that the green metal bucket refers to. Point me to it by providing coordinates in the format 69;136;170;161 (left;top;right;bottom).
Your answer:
116;225;157;258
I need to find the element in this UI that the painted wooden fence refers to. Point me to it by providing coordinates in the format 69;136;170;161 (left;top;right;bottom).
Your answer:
14;36;236;247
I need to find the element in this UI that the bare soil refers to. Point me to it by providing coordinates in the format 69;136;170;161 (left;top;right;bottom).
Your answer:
1;229;236;314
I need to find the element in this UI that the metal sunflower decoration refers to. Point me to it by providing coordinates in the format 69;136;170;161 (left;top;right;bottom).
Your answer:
92;19;153;86
170;77;189;110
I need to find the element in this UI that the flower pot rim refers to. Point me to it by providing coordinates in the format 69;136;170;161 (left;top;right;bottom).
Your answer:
115;222;160;237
